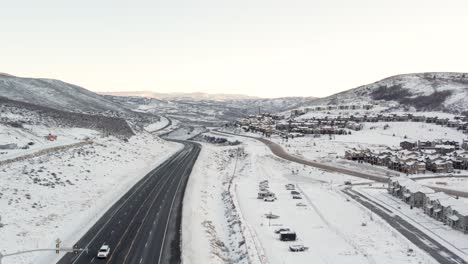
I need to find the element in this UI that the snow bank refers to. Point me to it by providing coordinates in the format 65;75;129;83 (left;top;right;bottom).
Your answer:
0;133;182;264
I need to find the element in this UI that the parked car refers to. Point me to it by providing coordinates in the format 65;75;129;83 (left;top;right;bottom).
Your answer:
344;181;352;185
289;245;309;252
97;244;111;259
296;202;307;207
291;191;300;195
274;227;291;234
279;231;297;241
292;195;302;199
264;196;276;202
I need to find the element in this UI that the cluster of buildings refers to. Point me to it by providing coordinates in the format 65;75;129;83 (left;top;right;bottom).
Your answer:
290;113;468;133
345;140;468;174
388;177;468;233
291;104;375;115
235;113;283;136
236;111;468;138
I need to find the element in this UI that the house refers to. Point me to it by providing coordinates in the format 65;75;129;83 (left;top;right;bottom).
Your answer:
428;160;454;173
411;115;426;122
424;192;452;220
462;140;468;150
398;179;434;207
445;202;468;233
435;144;456;154
46;134;58;141
345;150;365;161
400;141;417;150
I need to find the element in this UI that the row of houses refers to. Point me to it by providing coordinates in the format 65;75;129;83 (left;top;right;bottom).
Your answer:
292;104;375;115
388;177;468;233
400;140;468;153
289;113;468;134
345;147;468;174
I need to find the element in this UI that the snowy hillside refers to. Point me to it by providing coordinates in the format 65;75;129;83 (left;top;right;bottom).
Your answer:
0;75;131;114
303;72;468;114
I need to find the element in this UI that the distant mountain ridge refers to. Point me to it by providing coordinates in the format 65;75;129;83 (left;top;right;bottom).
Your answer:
101;91;260;101
302;72;468;114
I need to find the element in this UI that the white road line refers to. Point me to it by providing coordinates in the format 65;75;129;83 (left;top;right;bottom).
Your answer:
158;145;200;264
69;147;186;264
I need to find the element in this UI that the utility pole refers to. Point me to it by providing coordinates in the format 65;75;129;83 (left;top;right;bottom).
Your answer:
0;239;87;264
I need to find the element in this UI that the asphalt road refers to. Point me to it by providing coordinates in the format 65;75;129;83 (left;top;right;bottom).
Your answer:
214;131;387;182
343;189;467;264
58;140;201;264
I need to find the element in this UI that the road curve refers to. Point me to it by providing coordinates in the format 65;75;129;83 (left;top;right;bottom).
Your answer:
58;140;201;264
214;131;387;182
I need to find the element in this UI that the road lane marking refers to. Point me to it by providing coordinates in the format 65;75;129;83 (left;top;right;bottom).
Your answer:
109;146;195;264
69;148;185;264
158;145;200;264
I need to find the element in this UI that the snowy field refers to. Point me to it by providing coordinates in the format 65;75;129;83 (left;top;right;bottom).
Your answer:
0;124;100;161
0;132;182;264
143;116;170;132
182;136;437;264
164;126;208;140
271;121;466;161
417;177;468;192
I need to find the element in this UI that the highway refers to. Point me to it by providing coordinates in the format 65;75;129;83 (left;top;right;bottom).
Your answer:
58;140;201;264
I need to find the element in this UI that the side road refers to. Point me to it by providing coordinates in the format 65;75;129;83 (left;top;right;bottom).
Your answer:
343;188;467;264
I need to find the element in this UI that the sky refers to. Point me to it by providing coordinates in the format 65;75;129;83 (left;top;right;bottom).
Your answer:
1;0;468;98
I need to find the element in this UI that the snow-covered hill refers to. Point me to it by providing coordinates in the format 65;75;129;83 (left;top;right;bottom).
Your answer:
0;75;131;114
303;72;468;114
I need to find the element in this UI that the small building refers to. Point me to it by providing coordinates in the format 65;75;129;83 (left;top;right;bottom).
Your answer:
400;141;417;150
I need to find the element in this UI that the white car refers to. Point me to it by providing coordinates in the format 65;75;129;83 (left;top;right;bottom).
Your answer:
97;244;111;259
264;196;276;202
289;245;309;252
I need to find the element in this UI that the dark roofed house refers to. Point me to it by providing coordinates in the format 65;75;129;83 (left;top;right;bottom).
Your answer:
400;141;417;150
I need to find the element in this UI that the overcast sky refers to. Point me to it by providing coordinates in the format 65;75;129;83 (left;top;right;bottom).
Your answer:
2;0;467;98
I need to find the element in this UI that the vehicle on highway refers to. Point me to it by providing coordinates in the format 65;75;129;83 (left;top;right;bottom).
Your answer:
289;245;309;252
97;244;111;259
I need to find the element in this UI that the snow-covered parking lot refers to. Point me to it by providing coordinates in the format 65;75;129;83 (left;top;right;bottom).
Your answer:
183;135;438;264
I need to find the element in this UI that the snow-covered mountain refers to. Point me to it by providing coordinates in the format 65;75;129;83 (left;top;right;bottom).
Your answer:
101;91;259;101
0;74;131;114
303;72;468;114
